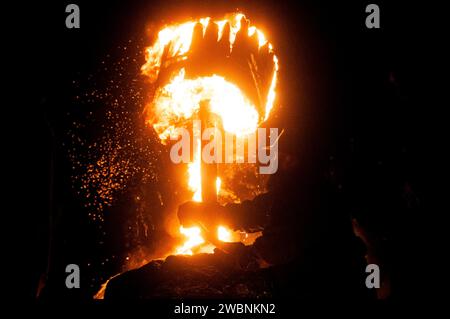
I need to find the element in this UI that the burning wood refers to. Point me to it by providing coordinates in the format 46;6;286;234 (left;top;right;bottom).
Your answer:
141;13;278;255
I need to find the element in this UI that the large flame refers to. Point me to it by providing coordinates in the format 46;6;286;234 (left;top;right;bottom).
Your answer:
142;13;276;255
152;69;260;139
142;13;278;141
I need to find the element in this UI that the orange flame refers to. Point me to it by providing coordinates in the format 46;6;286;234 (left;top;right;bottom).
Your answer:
142;13;278;141
217;225;232;242
176;226;205;255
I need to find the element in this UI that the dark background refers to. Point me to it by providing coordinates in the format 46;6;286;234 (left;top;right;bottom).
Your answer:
10;0;429;304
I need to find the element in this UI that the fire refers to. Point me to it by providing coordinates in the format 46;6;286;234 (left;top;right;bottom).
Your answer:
215;177;221;196
142;13;277;255
174;177;227;255
188;136;202;202
152;69;260;139
176;225;235;255
176;226;205;255
142;13;278;141
217;225;232;242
